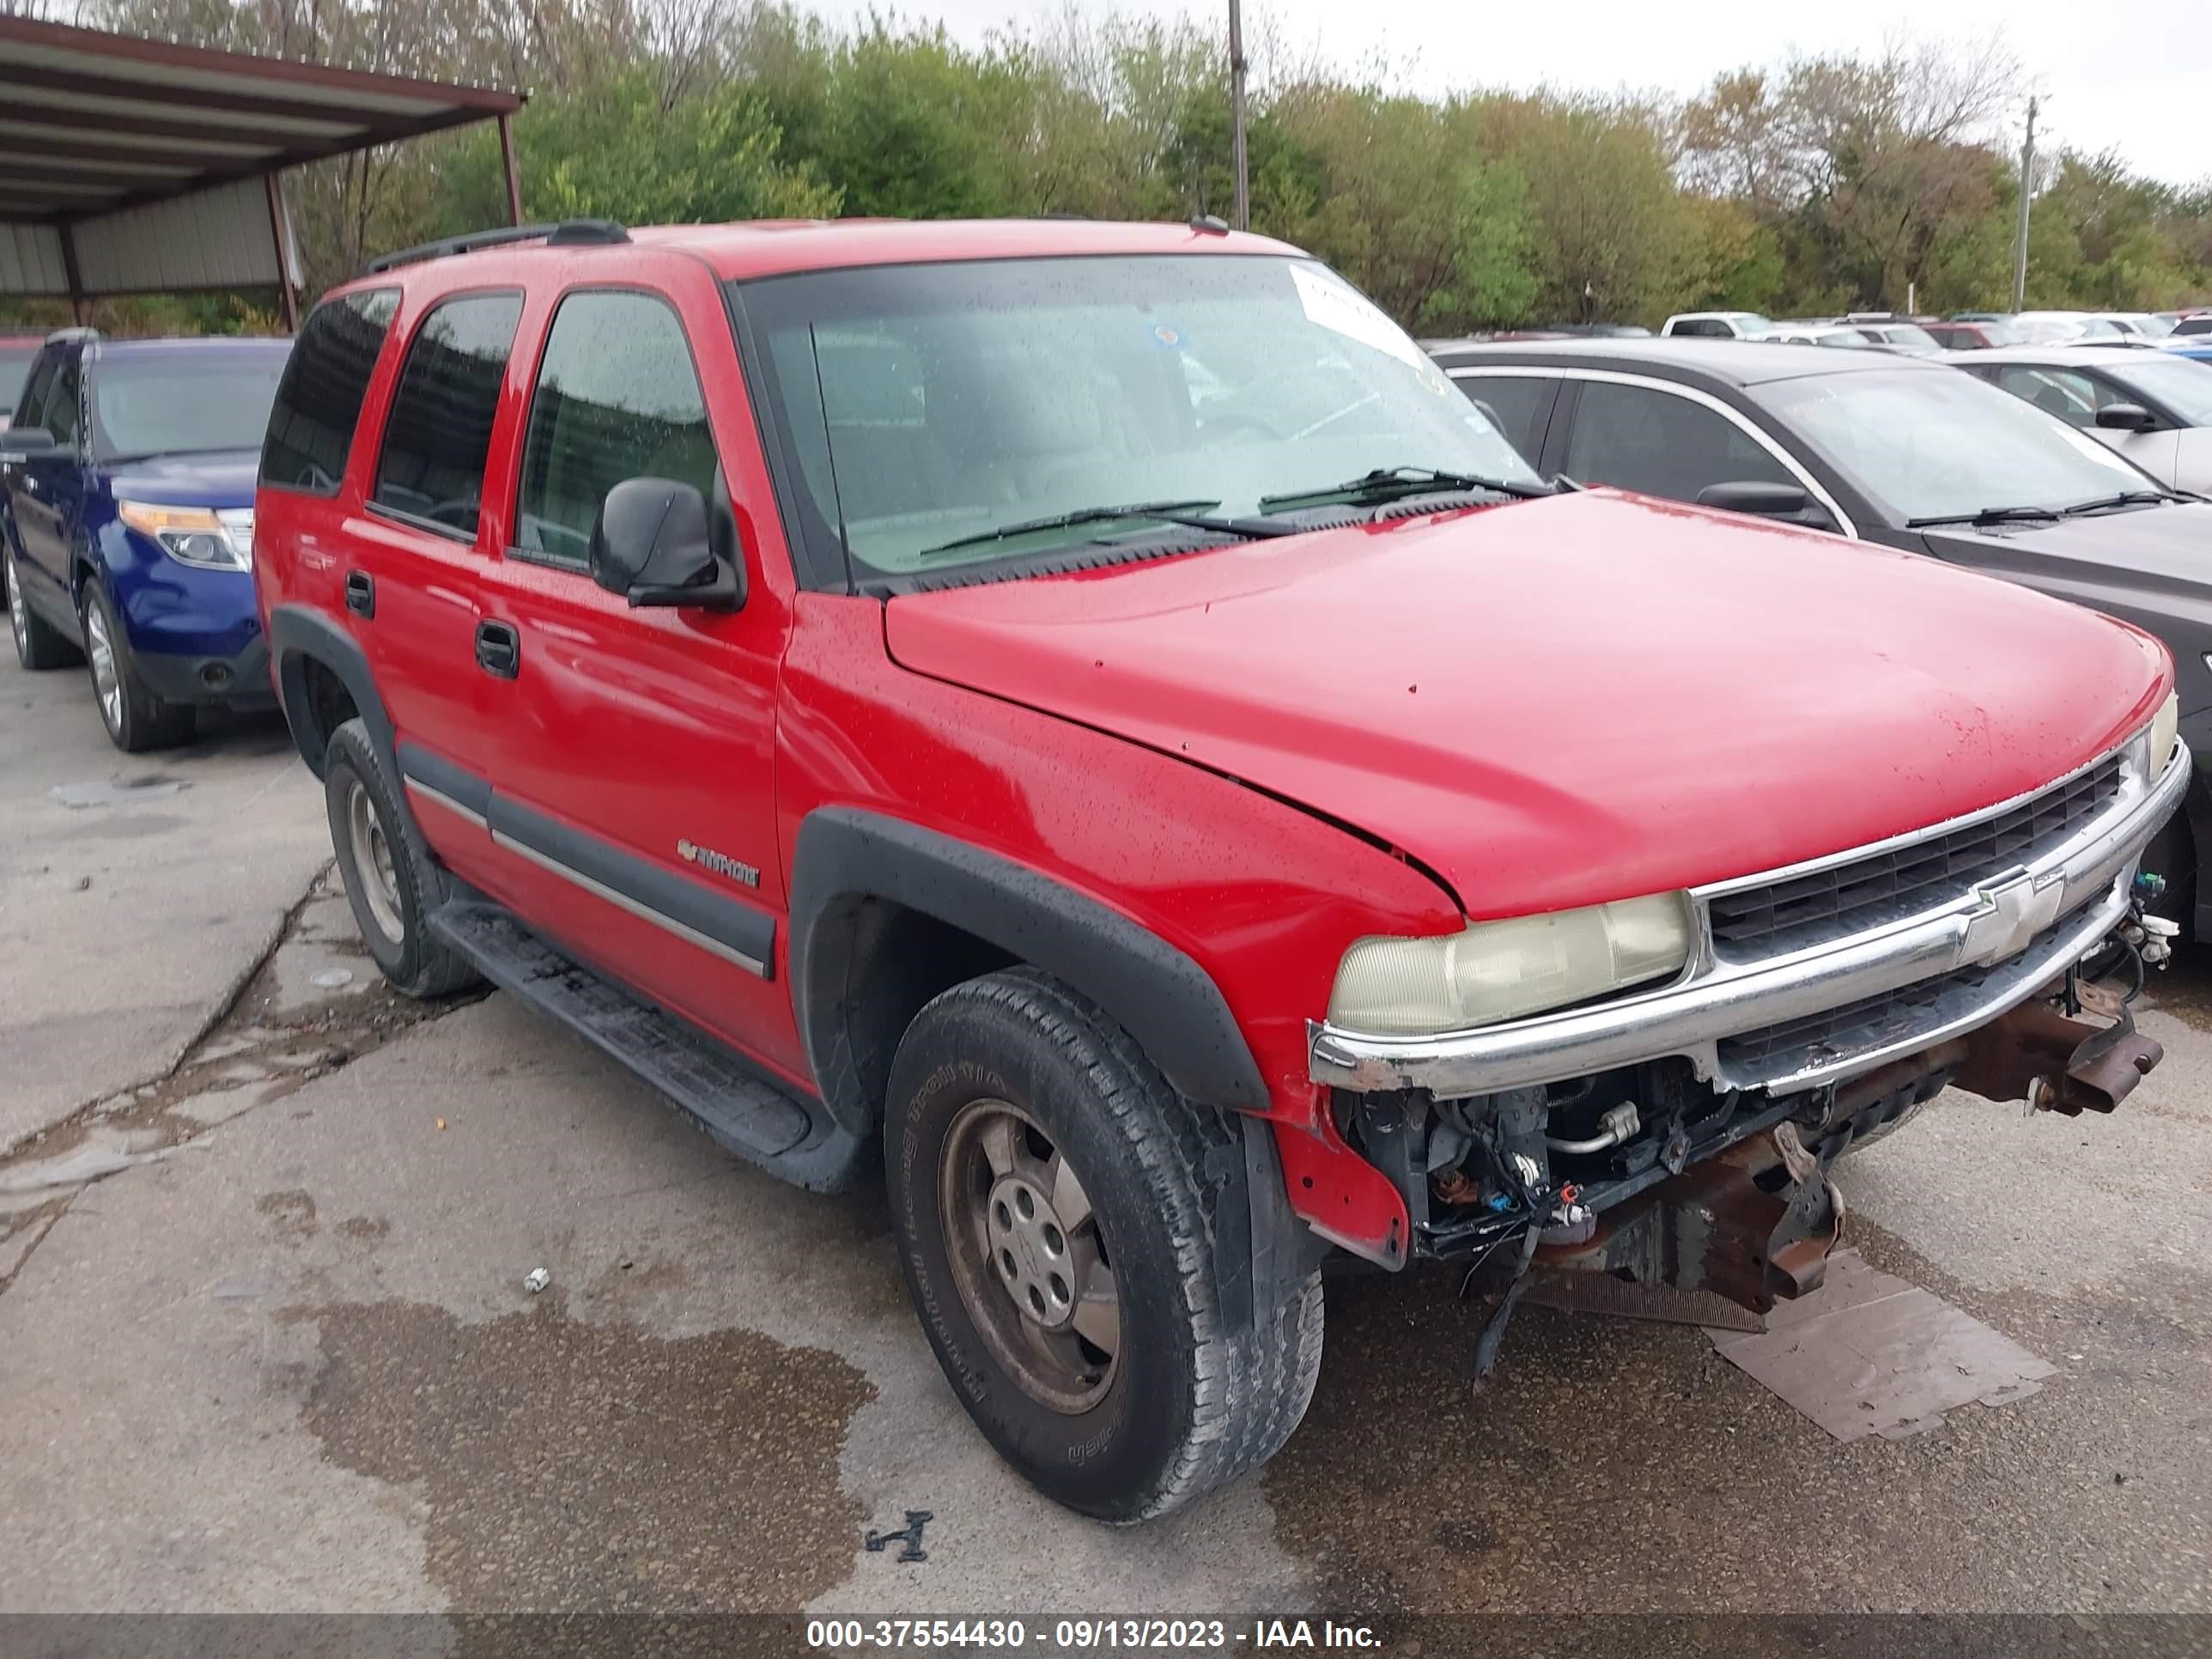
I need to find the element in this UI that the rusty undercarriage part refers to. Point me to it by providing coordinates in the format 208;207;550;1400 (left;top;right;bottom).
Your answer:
1528;1126;1844;1316
1950;986;2164;1115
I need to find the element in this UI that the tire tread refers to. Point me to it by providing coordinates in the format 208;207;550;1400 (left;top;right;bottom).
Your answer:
913;967;1322;1522
325;718;482;1000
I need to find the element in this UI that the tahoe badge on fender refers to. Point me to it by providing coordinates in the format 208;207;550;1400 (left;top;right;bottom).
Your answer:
677;838;761;888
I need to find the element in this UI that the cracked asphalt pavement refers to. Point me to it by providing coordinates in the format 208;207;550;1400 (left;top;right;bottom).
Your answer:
2;649;2209;1630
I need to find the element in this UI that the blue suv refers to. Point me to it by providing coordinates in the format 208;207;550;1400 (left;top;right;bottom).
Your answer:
3;331;292;750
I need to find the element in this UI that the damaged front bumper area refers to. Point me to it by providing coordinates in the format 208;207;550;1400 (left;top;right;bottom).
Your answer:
1310;736;2191;1103
1305;732;2188;1349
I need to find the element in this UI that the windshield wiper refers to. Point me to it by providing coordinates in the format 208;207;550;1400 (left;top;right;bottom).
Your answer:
2056;490;2183;515
1260;465;1557;513
1904;505;2067;528
916;498;1298;558
100;447;253;465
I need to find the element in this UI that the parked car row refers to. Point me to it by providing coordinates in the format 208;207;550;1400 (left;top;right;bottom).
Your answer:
3;220;2193;1528
2;330;289;749
1662;308;2212;351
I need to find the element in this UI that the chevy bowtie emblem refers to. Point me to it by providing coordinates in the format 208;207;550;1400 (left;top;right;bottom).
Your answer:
1959;869;2064;966
677;838;761;888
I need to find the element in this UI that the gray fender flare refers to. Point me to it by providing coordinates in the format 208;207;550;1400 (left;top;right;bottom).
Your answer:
787;808;1272;1134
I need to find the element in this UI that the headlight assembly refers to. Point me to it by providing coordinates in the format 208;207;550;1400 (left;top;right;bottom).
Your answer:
2149;690;2179;776
1327;892;1693;1036
118;501;253;570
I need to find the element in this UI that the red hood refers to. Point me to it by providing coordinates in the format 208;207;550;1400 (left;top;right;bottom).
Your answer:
885;491;2169;918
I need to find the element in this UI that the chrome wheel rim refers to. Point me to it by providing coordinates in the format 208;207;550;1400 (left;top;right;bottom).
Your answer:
83;601;122;733
345;779;405;945
6;555;25;659
939;1098;1118;1414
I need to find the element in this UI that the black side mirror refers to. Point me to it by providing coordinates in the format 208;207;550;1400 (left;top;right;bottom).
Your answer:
0;427;56;459
1697;480;1811;518
588;477;743;611
2094;403;2160;433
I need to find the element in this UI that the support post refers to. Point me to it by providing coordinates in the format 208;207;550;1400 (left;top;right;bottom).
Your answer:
1227;0;1249;232
499;112;524;227
264;170;300;332
58;222;87;325
2010;96;2037;313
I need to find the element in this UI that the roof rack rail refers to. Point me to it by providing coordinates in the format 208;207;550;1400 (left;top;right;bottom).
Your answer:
362;218;629;276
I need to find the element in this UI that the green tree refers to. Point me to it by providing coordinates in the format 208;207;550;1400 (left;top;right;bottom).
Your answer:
430;70;838;234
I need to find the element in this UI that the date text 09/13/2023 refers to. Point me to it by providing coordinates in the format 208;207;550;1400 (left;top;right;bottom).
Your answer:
804;1617;1383;1650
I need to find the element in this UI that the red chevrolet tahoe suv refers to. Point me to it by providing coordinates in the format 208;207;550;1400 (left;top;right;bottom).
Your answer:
254;216;2188;1522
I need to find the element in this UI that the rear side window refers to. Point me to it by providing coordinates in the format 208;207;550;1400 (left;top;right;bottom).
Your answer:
372;291;524;540
1451;374;1552;464
514;290;716;567
1563;380;1796;500
261;289;398;493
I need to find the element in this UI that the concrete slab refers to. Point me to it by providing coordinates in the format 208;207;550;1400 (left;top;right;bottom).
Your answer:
0;995;1312;1615
0;659;330;1153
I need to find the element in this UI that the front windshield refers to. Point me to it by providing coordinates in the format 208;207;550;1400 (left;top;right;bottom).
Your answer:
1753;367;2154;522
93;348;289;462
2114;356;2212;426
1875;324;1942;350
738;254;1544;577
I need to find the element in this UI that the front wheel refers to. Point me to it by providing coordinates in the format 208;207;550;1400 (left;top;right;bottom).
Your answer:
885;968;1323;1522
82;583;191;751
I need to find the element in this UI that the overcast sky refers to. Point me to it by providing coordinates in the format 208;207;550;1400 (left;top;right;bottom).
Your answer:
815;0;2208;189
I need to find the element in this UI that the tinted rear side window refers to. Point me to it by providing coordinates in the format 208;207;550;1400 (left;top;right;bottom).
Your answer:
1450;374;1553;463
372;292;524;540
261;289;398;493
1563;380;1795;499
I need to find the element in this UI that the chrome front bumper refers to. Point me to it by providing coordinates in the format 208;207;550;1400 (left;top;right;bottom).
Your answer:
1310;738;2191;1100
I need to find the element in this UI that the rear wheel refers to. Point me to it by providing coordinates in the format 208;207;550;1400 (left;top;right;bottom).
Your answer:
82;583;191;751
6;547;80;671
885;967;1323;1522
324;717;482;999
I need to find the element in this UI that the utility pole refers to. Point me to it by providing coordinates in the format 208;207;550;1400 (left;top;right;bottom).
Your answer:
1228;0;1249;231
2010;96;2038;312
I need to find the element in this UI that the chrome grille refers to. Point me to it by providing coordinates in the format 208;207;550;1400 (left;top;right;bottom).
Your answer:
1706;757;2124;959
1717;916;2072;1076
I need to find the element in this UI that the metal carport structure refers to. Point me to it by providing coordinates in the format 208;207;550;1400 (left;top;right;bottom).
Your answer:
0;16;526;327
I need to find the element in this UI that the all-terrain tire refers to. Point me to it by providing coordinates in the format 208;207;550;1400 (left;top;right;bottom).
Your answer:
324;717;483;999
885;966;1324;1523
5;546;80;671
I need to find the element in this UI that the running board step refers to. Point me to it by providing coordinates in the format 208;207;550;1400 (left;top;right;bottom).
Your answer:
428;900;865;1192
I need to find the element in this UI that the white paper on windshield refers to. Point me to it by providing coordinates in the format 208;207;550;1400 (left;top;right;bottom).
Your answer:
1290;264;1427;370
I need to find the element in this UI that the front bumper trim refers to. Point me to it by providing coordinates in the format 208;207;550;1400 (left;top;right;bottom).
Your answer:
1310;740;2191;1100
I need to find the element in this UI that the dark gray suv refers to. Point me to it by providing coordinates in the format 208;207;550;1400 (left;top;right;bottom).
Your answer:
1429;337;2212;932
